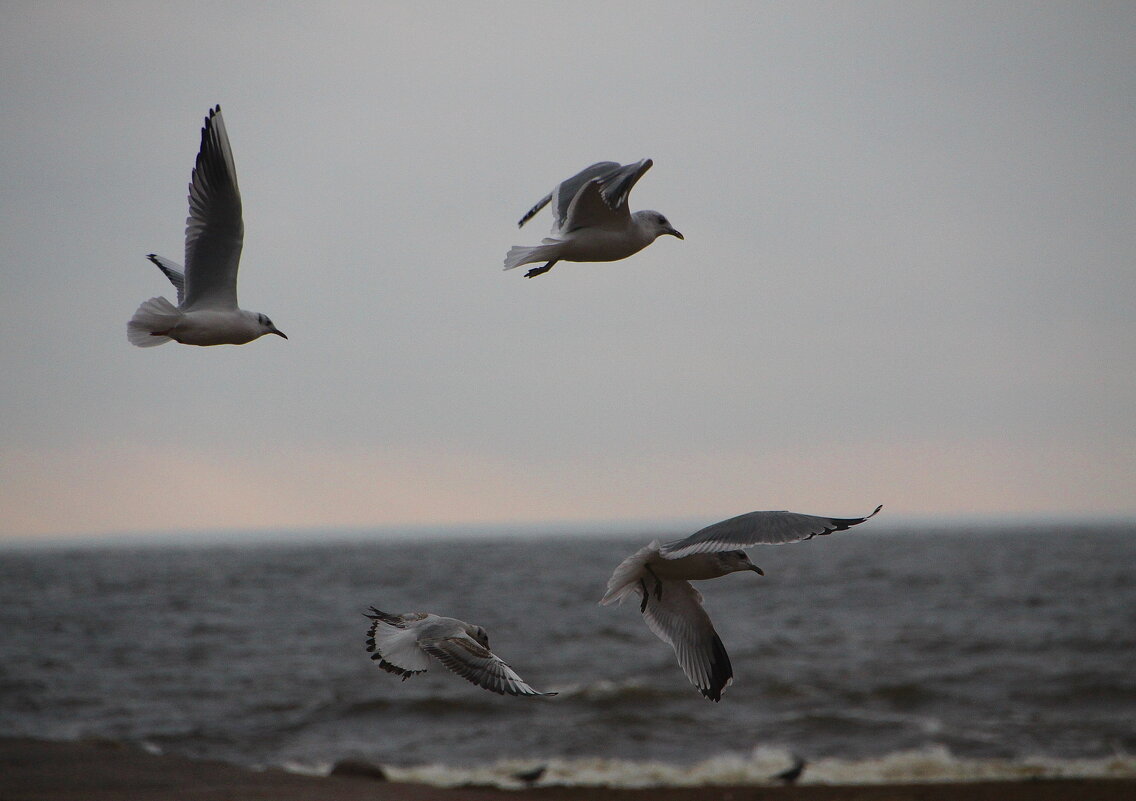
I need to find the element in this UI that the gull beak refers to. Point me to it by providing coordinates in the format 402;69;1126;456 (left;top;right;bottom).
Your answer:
750;565;764;576
271;328;288;339
667;228;684;240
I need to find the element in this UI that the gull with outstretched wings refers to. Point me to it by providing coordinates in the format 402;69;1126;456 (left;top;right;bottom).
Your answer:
128;105;285;347
602;506;882;701
364;607;556;698
503;159;682;278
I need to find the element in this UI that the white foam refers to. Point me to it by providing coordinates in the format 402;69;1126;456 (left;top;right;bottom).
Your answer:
358;746;1136;789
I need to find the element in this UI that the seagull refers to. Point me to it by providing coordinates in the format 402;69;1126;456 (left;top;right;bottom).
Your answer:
127;105;286;347
772;754;807;785
601;506;883;701
364;607;556;697
503;159;682;278
512;765;547;786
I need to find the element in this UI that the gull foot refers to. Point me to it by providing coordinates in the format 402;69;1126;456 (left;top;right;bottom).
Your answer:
524;260;557;278
645;564;663;600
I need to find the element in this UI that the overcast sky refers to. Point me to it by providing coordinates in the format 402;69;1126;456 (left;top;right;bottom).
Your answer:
2;2;1133;543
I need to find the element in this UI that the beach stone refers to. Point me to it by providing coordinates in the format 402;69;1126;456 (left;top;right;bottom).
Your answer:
329;758;387;781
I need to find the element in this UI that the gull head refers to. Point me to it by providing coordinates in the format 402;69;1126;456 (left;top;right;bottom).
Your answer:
466;624;491;649
251;311;287;340
716;549;764;576
636;210;684;241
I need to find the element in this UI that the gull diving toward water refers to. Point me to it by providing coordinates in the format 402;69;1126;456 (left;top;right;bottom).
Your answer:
601;506;883;701
503;159;683;278
128;105;286;346
364;607;556;697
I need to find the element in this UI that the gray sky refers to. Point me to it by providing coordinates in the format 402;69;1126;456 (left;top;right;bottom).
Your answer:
2;2;1134;543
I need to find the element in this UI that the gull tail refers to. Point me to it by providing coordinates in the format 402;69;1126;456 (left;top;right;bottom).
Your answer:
127;296;181;347
600;542;661;606
503;241;562;272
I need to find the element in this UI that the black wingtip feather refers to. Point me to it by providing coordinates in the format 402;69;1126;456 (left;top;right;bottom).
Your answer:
702;632;733;703
830;504;884;532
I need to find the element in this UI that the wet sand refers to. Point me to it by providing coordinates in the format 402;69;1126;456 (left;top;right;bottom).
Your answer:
2;737;1133;801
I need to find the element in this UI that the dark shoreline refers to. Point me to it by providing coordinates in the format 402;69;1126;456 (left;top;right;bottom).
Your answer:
2;737;1135;801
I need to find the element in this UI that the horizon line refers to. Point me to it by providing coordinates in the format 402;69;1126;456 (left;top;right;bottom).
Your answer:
3;512;1133;550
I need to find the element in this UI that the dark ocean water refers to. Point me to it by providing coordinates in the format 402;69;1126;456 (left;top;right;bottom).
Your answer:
1;523;1134;786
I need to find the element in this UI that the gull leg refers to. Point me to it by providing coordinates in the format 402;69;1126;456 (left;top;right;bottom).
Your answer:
644;565;663;601
639;579;649;613
525;260;558;278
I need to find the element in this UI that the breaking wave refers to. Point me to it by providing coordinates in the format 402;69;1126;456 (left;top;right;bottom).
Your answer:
318;746;1136;789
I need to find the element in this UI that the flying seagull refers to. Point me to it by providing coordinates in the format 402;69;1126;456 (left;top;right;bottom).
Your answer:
503;159;682;278
601;506;882;701
128;105;285;346
364;607;556;697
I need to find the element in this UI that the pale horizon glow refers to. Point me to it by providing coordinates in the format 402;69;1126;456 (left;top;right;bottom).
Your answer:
1;3;1134;544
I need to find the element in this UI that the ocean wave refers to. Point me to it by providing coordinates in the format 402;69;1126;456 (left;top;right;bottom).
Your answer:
338;745;1136;789
551;677;673;703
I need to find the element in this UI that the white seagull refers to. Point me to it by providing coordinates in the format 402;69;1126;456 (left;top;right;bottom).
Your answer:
127;105;285;347
364;607;556;697
601;506;883;701
503;159;682;278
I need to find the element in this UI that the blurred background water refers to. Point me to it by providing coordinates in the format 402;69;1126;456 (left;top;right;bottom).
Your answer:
1;523;1134;785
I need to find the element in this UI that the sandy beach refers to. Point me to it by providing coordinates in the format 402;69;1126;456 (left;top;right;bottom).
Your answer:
2;738;1133;801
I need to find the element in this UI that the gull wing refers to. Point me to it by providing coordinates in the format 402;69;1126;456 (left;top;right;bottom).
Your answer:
420;634;556;697
596;158;652;212
561;177;627;232
146;254;186;305
364;608;432;678
640;579;733;702
561;159;654;233
660;506;883;559
182;105;244;311
517;161;620;229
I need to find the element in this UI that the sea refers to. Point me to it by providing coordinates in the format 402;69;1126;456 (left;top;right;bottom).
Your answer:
2;521;1134;788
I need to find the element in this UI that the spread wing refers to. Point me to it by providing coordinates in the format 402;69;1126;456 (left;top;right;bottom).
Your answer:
560;159;653;233
419;635;556;697
660;506;883;559
182;105;244;311
145;254;185;305
364;608;432;678
517;161;620;229
595;158;652;213
560;177;624;232
640;579;732;702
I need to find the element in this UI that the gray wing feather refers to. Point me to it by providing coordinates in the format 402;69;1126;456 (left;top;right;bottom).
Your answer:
596;158;652;211
363;608;430;678
561;177;624;232
420;636;555;697
517;190;553;229
517;162;620;229
660;506;883;559
640;579;732;702
146;254;186;305
517;160;654;232
550;162;623;230
182;105;243;311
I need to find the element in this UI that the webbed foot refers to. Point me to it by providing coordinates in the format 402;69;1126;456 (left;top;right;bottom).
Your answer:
524;260;557;278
